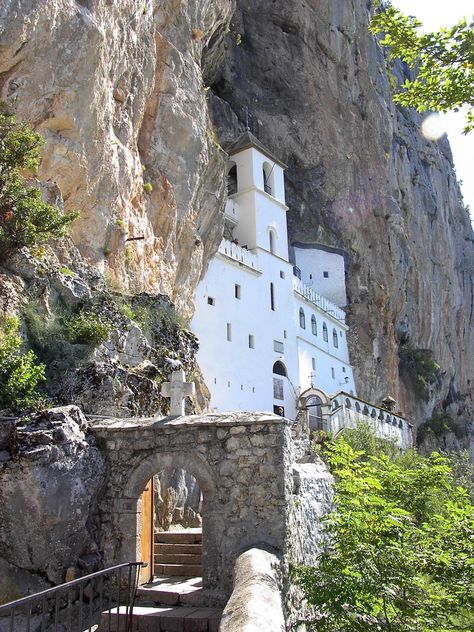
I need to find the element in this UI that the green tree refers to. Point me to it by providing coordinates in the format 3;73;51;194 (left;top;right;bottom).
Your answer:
293;434;474;630
0;317;46;412
0;102;78;261
370;5;474;132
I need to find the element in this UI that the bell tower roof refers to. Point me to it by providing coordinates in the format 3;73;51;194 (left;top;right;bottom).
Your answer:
226;131;287;169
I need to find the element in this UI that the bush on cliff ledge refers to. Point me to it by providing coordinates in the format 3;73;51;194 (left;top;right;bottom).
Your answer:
0;103;78;262
0;317;45;413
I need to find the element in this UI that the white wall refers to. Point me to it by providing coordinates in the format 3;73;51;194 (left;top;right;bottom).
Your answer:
294;246;347;307
191;248;298;419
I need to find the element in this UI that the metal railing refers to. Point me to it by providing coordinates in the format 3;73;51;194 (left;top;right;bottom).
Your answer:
0;561;144;632
264;183;272;195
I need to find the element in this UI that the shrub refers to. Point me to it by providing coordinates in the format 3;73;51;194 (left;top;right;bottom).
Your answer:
0;102;78;261
0;316;45;412
143;182;153;193
293;429;474;630
65;311;110;345
399;345;441;400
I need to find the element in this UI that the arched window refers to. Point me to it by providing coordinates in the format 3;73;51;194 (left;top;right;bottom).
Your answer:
262;162;273;195
273;360;287;376
355;402;361;413
273;361;287;401
269;229;276;254
323;322;328;342
311;315;317;335
333;328;338;348
227;164;237;195
299;308;306;329
307;395;324;431
345;398;352;409
270;283;275;311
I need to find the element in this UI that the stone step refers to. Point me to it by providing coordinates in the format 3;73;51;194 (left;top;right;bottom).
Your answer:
155;563;202;577
155;543;202;555
155;553;202;565
155;530;202;545
137;576;203;607
100;605;222;631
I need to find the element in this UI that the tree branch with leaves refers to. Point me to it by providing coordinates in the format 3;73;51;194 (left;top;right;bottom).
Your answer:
370;5;474;133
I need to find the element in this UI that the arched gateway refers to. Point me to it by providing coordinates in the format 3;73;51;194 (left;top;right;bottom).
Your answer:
91;411;292;604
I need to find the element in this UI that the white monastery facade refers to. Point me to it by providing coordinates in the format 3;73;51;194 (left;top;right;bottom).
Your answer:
191;132;412;449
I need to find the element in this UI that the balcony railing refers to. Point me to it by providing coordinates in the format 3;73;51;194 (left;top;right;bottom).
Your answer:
293;277;346;322
0;561;144;632
218;239;259;271
264;183;272;195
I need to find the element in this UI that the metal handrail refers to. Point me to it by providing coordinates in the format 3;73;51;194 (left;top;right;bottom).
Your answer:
0;561;145;632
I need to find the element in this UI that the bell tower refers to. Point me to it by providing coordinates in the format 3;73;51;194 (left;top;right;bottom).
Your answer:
225;132;289;261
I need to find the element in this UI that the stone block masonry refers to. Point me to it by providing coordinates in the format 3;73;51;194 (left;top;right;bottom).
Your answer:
91;412;294;605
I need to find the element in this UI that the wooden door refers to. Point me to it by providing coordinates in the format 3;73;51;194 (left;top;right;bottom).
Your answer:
139;477;154;584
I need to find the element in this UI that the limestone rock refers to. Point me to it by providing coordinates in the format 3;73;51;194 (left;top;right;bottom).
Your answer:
0;406;106;601
0;0;235;318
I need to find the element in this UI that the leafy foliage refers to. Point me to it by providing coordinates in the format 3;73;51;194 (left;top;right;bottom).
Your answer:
0;102;78;261
0;317;45;412
370;5;474;132
293;430;474;630
64;311;111;346
398;345;441;401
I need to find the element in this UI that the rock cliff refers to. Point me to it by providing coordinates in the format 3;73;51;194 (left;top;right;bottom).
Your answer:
1;0;473;450
0;0;234;318
210;0;474;452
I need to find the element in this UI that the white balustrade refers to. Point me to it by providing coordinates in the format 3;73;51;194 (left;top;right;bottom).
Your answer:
218;239;259;271
293;277;346;322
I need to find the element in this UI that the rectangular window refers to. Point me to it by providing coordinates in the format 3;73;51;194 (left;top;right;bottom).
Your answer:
234;284;241;299
342;367;346;373
226;323;232;342
312;358;316;370
249;334;255;349
207;296;215;305
323;271;329;278
273;340;284;353
273;377;284;400
280;270;285;279
283;330;287;339
331;367;335;379
270;283;275;311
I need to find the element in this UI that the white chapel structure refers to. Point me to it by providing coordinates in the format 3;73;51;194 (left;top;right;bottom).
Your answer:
191;132;412;449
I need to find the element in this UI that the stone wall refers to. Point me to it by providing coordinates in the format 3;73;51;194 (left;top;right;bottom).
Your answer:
220;547;285;632
91;412;293;604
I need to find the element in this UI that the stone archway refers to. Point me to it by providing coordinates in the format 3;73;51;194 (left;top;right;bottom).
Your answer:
122;450;216;586
92;412;292;604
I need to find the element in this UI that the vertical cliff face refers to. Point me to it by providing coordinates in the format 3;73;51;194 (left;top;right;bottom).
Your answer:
0;0;234;317
210;0;474;450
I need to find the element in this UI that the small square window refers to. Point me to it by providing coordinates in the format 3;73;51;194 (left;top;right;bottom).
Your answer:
249;334;255;349
207;296;215;305
280;270;285;279
323;271;329;278
235;284;241;299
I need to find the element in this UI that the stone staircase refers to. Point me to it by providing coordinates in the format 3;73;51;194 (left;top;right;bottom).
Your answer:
154;529;203;578
100;530;222;631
